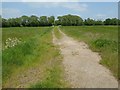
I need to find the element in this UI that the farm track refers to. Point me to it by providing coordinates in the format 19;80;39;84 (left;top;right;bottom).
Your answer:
52;27;118;88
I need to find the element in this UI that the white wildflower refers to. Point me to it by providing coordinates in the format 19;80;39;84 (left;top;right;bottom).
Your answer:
3;37;22;50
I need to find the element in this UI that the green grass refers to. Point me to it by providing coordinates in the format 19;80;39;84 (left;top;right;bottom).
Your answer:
60;26;118;79
30;56;67;88
2;27;67;88
2;27;52;84
54;26;62;39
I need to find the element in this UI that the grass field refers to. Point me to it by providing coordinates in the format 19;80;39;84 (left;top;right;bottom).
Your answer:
60;26;118;79
2;27;66;88
2;26;118;88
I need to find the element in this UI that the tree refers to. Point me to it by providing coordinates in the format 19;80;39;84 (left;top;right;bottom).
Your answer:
48;16;55;26
2;18;9;27
84;18;95;26
110;18;118;25
56;14;83;26
39;16;48;26
21;15;29;26
104;18;111;25
28;15;39;27
104;18;118;25
94;20;104;25
14;18;21;27
1;15;119;27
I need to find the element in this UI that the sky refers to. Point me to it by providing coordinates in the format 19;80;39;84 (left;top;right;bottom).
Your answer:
1;1;119;20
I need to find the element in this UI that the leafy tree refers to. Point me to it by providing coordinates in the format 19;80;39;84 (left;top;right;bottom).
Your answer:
21;15;29;26
55;20;61;26
39;16;48;26
56;14;83;26
48;16;55;26
110;18;118;25
1;14;119;27
14;18;21;27
2;18;9;27
104;18;112;25
28;15;39;27
104;18;118;25
94;20;104;25
84;18;95;26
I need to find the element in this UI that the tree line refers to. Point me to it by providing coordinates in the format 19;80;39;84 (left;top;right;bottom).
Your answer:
1;14;120;27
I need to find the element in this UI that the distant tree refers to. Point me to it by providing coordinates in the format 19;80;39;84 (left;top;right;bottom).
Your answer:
14;18;21;27
21;15;29;26
56;14;83;26
104;18;118;25
110;18;118;25
1;15;119;27
55;16;62;26
48;16;55;26
94;20;104;25
28;15;39;27
55;20;61;26
39;16;48;26
7;18;13;27
104;18;111;25
84;18;95;26
2;18;9;27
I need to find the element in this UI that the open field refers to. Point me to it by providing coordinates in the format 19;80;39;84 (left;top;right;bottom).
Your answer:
2;26;118;88
60;26;118;79
2;27;66;88
2;1;119;88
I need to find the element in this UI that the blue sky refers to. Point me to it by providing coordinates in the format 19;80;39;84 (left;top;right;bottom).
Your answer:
2;2;118;20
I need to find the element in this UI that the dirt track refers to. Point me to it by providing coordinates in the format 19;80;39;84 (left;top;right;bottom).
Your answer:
52;27;118;88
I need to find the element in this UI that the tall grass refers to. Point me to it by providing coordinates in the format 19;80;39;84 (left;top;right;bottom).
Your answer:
2;27;51;85
60;26;118;79
2;27;67;88
2;38;36;81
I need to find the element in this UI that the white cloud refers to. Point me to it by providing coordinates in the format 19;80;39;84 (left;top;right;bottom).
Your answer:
25;2;88;12
63;3;88;12
96;14;106;17
2;8;21;18
95;14;107;20
25;3;59;8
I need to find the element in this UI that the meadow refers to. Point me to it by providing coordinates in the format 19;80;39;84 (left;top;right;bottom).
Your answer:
2;27;66;88
60;26;118;79
2;26;118;88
